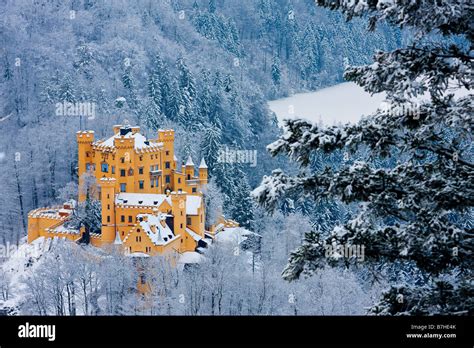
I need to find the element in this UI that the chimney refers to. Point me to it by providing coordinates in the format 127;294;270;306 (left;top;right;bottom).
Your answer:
113;125;122;134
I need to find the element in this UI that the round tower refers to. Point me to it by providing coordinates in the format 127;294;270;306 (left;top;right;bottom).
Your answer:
185;155;195;180
99;177;116;244
76;131;95;202
199;158;208;184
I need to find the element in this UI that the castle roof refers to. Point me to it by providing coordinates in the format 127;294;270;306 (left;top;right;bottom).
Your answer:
93;127;162;151
115;192;202;216
199;158;208;169
185;155;194;166
136;213;177;246
116;193;171;207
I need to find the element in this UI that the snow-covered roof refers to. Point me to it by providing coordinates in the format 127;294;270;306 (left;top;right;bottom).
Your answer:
186;228;202;242
127;252;150;258
116;193;201;216
178;251;204;264
199;158;208;169
186;195;202;215
136;213;178;246
116;193;171;207
114;232;122;245
93;128;163;151
185;155;194;166
50;223;80;235
215;227;254;244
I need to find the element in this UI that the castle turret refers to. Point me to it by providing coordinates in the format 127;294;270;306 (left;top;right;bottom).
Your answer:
99;177;116;244
170;191;186;251
199;158;208;184
185;156;195;180
77;131;95;202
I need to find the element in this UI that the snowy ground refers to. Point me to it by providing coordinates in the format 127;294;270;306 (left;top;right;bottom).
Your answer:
0;237;52;310
268;82;386;126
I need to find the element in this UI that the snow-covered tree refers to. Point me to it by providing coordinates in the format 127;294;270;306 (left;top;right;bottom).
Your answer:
253;1;473;315
200;124;222;175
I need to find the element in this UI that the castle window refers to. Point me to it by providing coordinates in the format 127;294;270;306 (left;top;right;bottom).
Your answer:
101;163;108;173
187;217;191;225
121;215;125;223
151;180;154;188
122;231;124;236
187;174;191;180
128;216;133;223
165;175;170;183
178;178;181;183
107;204;110;210
139;156;143;161
121;157;125;164
192;188;197;193
120;183;126;192
111;166;115;174
165;161;170;169
139;181;144;190
155;178;159;187
86;163;92;171
137;228;140;233
166;151;170;156
86;152;90;158
120;169;126;177
139;167;144;174
107;216;110;223
180;223;183;228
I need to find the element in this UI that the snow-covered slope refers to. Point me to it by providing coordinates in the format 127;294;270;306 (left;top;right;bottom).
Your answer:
268;82;386;126
0;237;53;311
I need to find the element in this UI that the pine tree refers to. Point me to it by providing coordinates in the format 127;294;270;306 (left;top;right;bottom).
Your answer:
176;57;196;128
151;54;170;118
166;78;182;123
208;72;224;129
58;75;76;103
198;69;212;122
201;124;222;175
121;65;138;111
253;1;473;315
228;169;255;229
271;55;281;86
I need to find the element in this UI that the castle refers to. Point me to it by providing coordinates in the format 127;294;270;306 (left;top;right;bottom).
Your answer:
27;125;233;259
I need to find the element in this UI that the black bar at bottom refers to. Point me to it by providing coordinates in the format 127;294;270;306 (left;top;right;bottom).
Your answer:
0;316;472;346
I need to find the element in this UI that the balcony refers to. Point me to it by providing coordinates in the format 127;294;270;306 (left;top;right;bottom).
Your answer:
149;169;162;176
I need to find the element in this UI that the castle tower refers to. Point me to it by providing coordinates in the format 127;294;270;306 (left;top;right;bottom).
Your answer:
77;131;95;202
99;177;116;244
158;130;175;190
114;127;135;193
199;158;208;184
185;156;195;180
170;191;186;251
